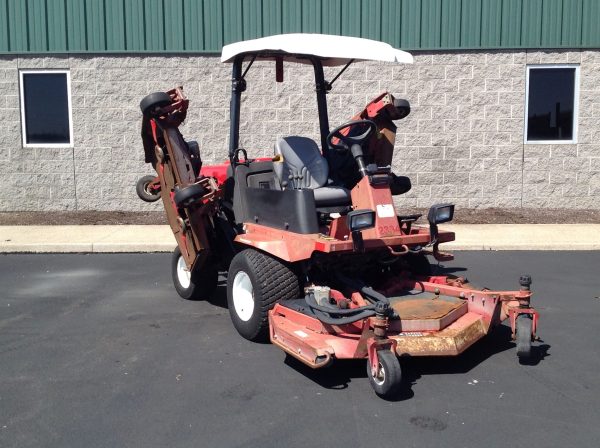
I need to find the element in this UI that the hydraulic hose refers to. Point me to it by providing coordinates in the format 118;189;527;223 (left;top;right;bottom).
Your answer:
305;293;376;315
304;275;392;325
334;273;390;305
311;307;376;325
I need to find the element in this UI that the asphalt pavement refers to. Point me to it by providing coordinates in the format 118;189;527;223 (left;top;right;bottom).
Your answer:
1;252;599;448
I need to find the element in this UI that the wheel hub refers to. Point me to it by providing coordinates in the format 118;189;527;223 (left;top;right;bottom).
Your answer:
176;255;191;289
372;362;386;386
232;271;254;321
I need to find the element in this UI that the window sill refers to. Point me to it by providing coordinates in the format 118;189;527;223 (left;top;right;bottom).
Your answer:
524;140;577;145
22;143;74;148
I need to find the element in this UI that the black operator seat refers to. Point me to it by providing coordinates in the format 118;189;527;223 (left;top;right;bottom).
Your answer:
273;136;351;207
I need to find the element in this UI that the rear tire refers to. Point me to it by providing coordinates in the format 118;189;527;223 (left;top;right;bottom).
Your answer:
171;246;218;300
227;249;299;342
367;350;402;398
516;315;533;359
136;175;161;202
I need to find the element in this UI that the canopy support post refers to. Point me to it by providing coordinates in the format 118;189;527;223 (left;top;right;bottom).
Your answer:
312;57;330;158
229;56;244;164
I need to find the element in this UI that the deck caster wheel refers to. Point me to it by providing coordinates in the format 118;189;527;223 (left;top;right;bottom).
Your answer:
136;175;161;202
516;315;533;359
171;246;217;301
140;91;172;117
367;350;402;398
173;184;207;208
227;249;299;342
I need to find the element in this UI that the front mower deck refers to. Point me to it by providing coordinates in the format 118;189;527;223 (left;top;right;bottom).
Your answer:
270;295;486;367
270;272;536;369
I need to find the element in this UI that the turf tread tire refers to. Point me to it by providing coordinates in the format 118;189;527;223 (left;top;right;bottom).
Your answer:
227;249;299;342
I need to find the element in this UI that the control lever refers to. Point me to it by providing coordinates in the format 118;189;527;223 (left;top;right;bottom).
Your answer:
288;173;304;189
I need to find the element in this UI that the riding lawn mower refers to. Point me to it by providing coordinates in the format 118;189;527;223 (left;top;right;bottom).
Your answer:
138;34;540;398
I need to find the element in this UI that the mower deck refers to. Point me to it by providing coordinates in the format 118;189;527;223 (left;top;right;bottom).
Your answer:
269;305;487;369
270;282;492;369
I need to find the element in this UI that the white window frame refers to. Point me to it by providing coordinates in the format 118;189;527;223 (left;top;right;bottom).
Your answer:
19;69;74;148
524;64;580;145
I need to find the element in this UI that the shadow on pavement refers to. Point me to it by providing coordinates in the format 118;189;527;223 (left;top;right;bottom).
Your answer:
433;264;468;275
519;342;551;366
207;281;228;309
283;324;549;401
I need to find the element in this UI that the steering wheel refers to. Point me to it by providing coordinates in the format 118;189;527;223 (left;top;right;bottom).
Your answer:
327;119;377;152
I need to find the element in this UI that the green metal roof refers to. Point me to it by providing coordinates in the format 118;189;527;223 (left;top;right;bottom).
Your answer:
0;0;598;54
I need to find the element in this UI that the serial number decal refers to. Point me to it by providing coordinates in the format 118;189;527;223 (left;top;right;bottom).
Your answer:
378;225;401;234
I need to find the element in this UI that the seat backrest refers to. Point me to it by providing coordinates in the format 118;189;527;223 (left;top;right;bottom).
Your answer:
274;136;329;189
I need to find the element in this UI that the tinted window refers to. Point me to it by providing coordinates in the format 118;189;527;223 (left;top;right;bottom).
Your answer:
22;72;71;145
527;67;576;142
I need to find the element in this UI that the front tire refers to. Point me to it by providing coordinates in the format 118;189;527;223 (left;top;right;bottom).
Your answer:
367;350;402;398
227;249;299;342
171;246;217;300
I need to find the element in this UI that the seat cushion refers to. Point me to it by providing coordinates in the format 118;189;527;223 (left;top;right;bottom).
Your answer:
313;186;351;207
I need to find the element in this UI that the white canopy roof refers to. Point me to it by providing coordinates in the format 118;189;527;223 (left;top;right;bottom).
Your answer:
220;33;413;66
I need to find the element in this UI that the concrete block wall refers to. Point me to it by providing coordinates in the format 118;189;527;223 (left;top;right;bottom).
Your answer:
0;50;598;211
